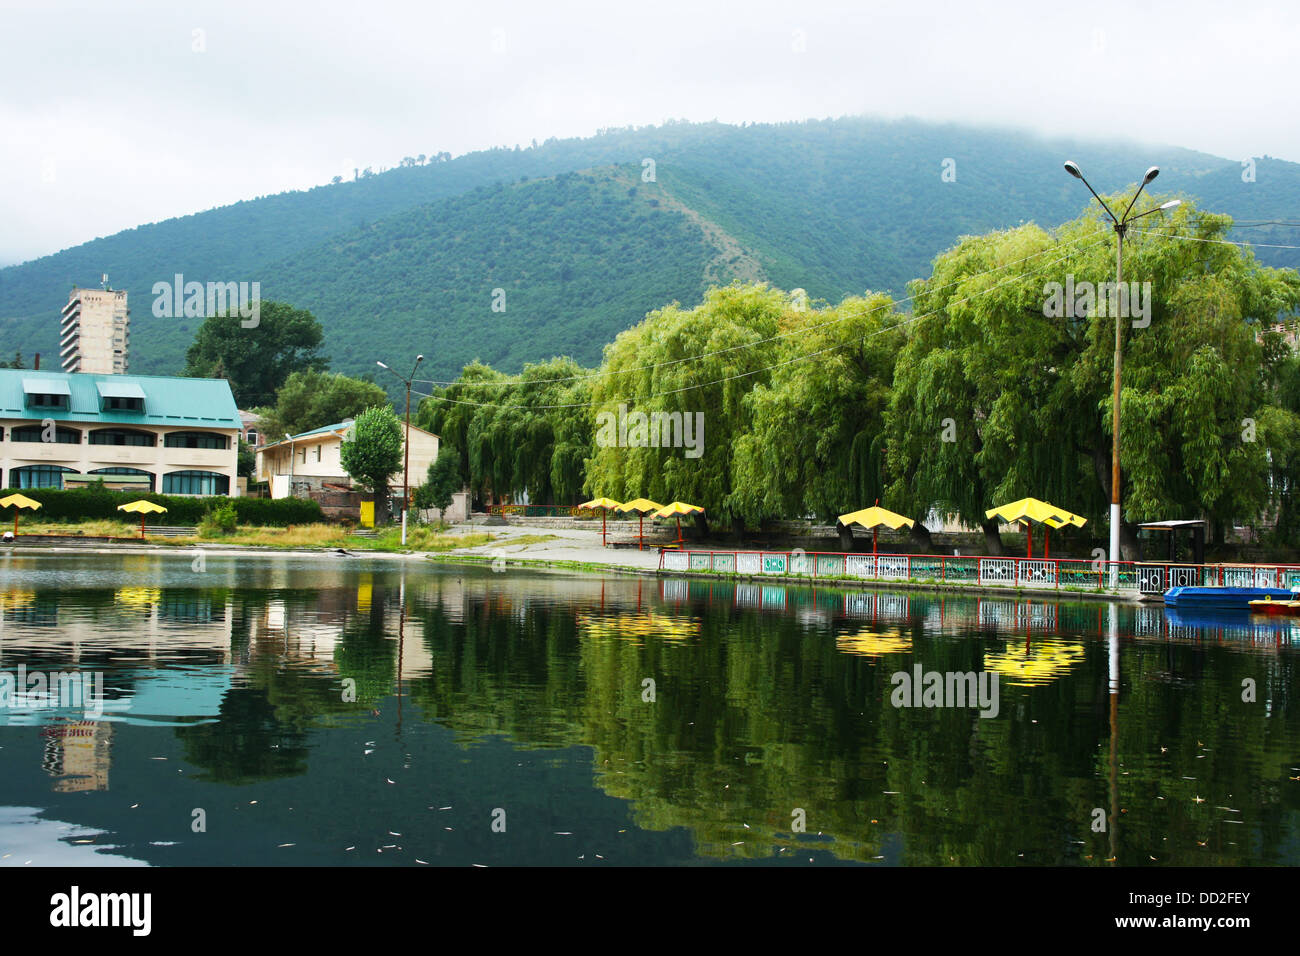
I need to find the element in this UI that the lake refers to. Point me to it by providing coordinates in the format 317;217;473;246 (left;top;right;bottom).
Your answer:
1;551;1297;866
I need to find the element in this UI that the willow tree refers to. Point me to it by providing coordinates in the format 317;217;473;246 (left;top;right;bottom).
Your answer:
416;358;592;505
729;292;904;528
886;198;1300;554
584;283;787;531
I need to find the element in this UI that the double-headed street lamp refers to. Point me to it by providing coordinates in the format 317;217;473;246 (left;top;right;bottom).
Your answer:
377;355;424;545
1064;161;1181;580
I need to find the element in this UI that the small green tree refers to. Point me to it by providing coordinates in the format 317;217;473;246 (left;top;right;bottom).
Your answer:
413;447;462;515
340;405;403;524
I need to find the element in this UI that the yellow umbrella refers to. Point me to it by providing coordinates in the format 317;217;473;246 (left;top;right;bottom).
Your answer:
838;503;915;555
985;497;1086;559
117;499;168;539
653;501;705;545
616;498;664;551
0;493;43;537
578;497;623;547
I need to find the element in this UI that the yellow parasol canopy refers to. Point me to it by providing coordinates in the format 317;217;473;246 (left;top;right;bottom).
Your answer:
985;497;1084;527
653;501;704;518
0;493;43;511
1;493;43;536
578;497;623;511
117;500;168;515
118;499;168;539
985;497;1086;559
838;505;915;530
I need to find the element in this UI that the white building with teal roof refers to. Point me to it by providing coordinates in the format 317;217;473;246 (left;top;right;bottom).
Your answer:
0;368;240;494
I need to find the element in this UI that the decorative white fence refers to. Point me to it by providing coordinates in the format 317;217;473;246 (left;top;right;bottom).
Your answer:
656;548;1300;596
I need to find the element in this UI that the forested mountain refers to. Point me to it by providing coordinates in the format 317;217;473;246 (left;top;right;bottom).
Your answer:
3;116;1299;382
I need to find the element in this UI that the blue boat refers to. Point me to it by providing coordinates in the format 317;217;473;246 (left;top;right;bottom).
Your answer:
1164;585;1294;609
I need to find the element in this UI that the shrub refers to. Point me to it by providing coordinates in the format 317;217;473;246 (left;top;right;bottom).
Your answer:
199;501;238;536
0;487;323;526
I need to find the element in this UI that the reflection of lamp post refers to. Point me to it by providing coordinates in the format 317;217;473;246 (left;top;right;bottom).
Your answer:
377;355;425;545
1064;161;1180;584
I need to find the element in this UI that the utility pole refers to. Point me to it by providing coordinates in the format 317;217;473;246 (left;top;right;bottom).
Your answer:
1064;161;1180;585
377;355;424;545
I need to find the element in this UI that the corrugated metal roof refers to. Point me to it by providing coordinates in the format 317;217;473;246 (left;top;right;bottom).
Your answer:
0;369;239;428
22;377;71;395
261;420;353;450
96;380;147;400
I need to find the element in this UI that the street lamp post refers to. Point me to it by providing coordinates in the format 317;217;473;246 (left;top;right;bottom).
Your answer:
284;433;295;499
1064;161;1180;584
377;355;424;545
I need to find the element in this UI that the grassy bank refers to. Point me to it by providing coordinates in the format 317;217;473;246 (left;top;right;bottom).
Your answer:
12;519;496;553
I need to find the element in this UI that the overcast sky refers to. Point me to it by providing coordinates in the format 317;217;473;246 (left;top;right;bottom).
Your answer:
1;0;1294;265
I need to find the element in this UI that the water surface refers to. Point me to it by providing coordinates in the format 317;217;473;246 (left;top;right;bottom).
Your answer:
1;551;1297;866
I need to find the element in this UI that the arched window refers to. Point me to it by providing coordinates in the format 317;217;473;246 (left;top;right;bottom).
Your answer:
164;431;229;450
10;424;81;444
9;465;78;489
88;467;155;491
162;471;230;495
89;428;156;447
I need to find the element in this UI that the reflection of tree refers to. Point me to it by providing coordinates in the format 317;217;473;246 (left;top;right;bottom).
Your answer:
403;583;1300;865
333;585;398;707
175;688;311;784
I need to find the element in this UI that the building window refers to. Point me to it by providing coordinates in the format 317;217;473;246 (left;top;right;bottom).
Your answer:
89;428;156;446
9;465;78;489
10;425;81;444
88;467;155;491
315;445;322;462
29;393;69;410
164;431;229;450
300;447;307;463
245;428;259;445
103;396;144;412
162;470;230;495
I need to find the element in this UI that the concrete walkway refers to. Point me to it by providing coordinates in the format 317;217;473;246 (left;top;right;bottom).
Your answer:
442;523;665;571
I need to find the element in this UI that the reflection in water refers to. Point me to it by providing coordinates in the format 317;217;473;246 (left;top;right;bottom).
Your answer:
0;552;1297;866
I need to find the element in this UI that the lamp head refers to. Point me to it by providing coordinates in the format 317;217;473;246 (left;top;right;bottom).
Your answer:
376;360;388;370
1063;161;1083;179
1160;199;1181;210
1143;166;1160;184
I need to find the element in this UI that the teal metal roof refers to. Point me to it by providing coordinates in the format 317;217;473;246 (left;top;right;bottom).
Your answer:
23;377;71;396
96;380;147;400
261;420;353;450
0;369;239;428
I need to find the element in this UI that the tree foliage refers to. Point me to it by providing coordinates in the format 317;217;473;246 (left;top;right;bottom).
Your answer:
252;368;388;439
340;405;404;520
182;301;329;407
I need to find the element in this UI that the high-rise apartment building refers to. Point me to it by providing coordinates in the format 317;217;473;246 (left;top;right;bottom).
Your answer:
60;285;129;374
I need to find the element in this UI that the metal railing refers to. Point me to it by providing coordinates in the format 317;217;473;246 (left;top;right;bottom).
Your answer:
657;548;1300;595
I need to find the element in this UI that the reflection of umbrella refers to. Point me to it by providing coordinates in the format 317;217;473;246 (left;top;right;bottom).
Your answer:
984;638;1086;686
616;498;663;551
654;501;704;545
578;497;623;547
838;503;915;555
0;493;42;536
985;497;1086;559
117;499;167;539
835;628;912;659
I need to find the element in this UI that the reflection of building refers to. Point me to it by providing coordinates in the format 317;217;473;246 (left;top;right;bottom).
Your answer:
0;368;240;494
42;720;113;792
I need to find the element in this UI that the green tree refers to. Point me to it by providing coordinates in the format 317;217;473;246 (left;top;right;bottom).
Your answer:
253;369;388;439
413;447;462;513
730;291;904;528
584;283;787;533
340;405;403;524
0;350;24;369
183;301;329;407
885;199;1300;554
